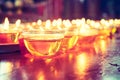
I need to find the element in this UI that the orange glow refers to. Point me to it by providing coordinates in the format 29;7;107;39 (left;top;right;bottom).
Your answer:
99;39;107;54
54;70;59;77
75;53;87;74
94;37;108;54
79;23;98;36
0;18;21;43
23;40;43;56
45;59;52;65
37;71;45;80
100;29;111;36
68;53;74;62
56;18;63;30
50;66;59;78
29;58;34;62
111;27;117;34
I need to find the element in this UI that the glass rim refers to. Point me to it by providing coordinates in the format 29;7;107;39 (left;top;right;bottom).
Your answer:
22;29;65;34
21;29;65;40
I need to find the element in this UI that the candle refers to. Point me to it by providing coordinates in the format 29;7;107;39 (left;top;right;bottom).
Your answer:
0;18;21;44
60;19;79;52
20;30;65;58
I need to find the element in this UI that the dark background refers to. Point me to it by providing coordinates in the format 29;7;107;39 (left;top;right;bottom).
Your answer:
0;0;120;22
63;0;120;20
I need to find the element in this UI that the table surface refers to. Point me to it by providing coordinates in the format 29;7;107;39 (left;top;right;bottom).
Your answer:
0;36;120;80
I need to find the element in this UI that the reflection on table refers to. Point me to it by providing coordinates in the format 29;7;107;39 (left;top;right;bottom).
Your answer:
0;37;120;80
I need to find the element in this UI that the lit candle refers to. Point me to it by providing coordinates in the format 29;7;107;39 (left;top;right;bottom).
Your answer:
0;18;21;44
60;19;79;51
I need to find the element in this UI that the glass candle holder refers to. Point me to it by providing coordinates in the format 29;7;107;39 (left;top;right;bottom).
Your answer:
0;24;20;44
60;28;79;53
0;24;21;53
77;27;99;52
20;30;65;58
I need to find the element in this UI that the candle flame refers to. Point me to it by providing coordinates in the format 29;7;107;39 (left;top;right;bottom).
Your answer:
56;18;62;30
45;20;51;29
52;19;57;27
63;20;72;29
4;17;9;30
37;19;42;25
16;19;21;28
56;18;62;26
32;22;36;26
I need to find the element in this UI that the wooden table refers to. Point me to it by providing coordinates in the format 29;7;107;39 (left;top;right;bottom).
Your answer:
0;37;120;80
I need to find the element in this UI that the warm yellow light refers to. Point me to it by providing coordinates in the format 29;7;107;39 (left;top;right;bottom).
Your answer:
56;18;63;30
108;19;114;25
94;38;108;54
111;27;116;34
3;17;9;30
68;53;74;62
56;18;62;26
32;22;36;26
45;59;52;65
62;20;72;28
79;24;96;36
77;53;87;67
16;19;21;28
45;20;51;29
71;19;76;25
29;58;34;62
75;53;87;74
37;71;45;80
99;39;107;54
52;19;57;27
75;19;83;27
37;19;42;25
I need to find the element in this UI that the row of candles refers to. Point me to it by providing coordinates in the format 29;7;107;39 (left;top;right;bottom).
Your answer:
1;18;119;80
0;18;119;58
1;18;119;33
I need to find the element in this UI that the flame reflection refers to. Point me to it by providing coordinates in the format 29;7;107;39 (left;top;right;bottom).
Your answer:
37;71;45;80
74;53;88;74
0;61;13;80
0;61;13;74
94;37;109;54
